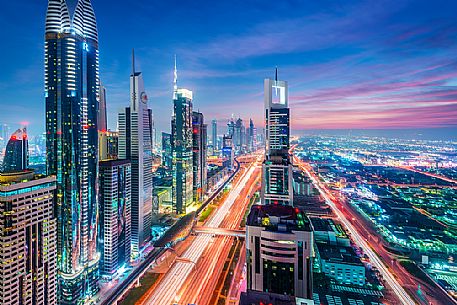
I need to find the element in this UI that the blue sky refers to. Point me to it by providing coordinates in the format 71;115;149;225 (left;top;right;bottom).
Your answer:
1;0;457;136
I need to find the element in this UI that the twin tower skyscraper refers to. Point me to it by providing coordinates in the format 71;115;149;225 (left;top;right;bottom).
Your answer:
44;0;153;304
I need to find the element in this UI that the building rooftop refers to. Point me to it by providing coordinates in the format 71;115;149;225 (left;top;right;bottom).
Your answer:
316;242;363;266
247;204;312;232
99;159;130;167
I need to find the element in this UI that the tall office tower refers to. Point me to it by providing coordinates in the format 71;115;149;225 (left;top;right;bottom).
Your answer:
99;130;119;160
211;119;218;154
99;83;107;132
245;205;314;299
172;88;194;214
2;128;28;173
0;171;57;305
244;72;314;302
171;58;194;214
227;119;235;138
222;135;234;170
161;132;172;168
248;119;255;152
118;52;154;256
261;71;293;206
99;160;131;278
192;111;208;202
44;0;100;301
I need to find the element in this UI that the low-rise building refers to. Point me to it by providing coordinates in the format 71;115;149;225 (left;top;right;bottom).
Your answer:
316;243;365;286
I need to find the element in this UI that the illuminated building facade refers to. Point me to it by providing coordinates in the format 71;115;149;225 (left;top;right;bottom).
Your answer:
0;171;57;305
246;205;314;299
118;52;154;256
245;73;314;302
99;159;131;278
44;0;100;302
99;130;118;160
222;135;234;170
211;119;218;154
261;71;293;206
192;111;208;202
2;128;28;173
162;132;172;168
172;88;194;214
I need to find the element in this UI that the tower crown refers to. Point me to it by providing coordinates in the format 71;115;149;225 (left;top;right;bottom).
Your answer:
45;0;98;42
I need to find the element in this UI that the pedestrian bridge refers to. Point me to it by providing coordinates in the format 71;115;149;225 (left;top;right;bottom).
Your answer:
193;226;246;238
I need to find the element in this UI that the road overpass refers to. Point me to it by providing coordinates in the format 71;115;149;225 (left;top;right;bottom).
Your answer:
193;226;246;238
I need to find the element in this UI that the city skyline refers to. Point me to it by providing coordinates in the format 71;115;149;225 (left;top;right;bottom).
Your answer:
1;0;457;136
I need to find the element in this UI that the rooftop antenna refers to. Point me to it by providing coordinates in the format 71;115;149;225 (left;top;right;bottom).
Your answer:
132;48;136;110
275;66;278;82
173;54;178;99
132;48;136;75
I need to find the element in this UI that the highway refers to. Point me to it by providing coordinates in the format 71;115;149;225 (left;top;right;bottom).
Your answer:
99;158;241;305
295;156;416;305
139;155;261;304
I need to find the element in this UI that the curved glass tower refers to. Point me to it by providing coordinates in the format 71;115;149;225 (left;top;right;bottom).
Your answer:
44;0;100;303
2;128;28;173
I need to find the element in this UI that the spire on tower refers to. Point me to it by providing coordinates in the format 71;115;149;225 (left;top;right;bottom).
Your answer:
132;48;136;75
173;55;178;99
275;66;278;82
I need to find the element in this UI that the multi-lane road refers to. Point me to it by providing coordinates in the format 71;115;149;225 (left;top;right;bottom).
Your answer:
139;154;261;305
294;156;417;305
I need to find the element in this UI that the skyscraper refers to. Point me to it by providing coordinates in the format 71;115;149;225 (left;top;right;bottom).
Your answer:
211;119;218;154
44;0;100;302
99;83;107;132
118;51;154;256
248;118;256;152
261;70;293;205
245;71;314;302
222;135;234;170
2;128;28;173
192;111;208;202
0;171;57;305
162;132;172;168
171;58;194;214
99;159;131;278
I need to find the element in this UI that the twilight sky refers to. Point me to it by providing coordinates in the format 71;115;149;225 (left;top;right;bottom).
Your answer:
1;0;457;136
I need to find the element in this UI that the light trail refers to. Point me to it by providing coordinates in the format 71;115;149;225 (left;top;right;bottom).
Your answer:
296;157;416;305
143;161;258;304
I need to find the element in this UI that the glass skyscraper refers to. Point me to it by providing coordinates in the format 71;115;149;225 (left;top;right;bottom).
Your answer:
192;111;208;202
118;52;154;256
261;71;293;205
2;128;28;173
172;88;194;214
44;0;100;302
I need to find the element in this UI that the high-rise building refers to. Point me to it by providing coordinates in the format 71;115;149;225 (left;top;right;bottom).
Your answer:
99;130;119;160
261;71;293;205
222;135;234;170
171;56;193;214
248;118;256;152
211;119;218;154
99;83;107;132
227;119;235;138
245;72;314;302
192;111;208;202
118;51;154;256
99;160;131;278
172;88;194;214
233;118;245;153
246;205;314;299
0;171;57;305
162;132;172;168
44;0;100;301
2;128;28;173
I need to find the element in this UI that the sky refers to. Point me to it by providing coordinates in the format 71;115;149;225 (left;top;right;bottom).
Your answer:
1;0;457;137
